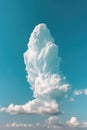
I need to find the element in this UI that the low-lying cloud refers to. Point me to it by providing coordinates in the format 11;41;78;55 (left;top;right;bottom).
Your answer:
0;23;69;115
2;116;87;130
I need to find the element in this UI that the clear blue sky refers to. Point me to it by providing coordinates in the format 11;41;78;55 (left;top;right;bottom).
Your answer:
0;0;87;129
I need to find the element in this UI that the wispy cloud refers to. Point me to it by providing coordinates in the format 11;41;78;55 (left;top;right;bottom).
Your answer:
0;23;69;116
74;88;87;96
69;97;74;102
5;122;33;128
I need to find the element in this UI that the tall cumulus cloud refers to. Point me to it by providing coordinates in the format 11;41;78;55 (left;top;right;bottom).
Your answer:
0;23;69;115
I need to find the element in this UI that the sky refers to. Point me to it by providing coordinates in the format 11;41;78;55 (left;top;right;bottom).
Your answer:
0;0;87;130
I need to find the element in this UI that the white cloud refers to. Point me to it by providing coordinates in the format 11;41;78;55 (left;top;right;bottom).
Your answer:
24;23;69;101
5;122;33;128
84;89;87;95
67;117;87;129
0;23;69;115
67;117;79;126
74;90;83;96
74;88;87;96
0;99;60;115
45;116;62;128
69;97;74;102
4;122;43;129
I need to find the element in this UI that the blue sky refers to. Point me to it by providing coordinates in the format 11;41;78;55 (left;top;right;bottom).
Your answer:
0;0;87;129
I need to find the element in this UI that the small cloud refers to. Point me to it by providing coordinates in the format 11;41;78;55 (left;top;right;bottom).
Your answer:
69;97;74;102
5;122;33;128
84;89;87;95
4;122;43;128
45;116;59;127
74;88;87;96
67;117;79;126
74;89;83;96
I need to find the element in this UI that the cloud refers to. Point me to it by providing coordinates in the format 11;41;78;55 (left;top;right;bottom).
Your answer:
67;117;87;128
5;122;33;128
67;117;79;126
45;116;62;128
68;88;87;102
0;99;60;115
74;88;87;96
45;116;71;129
0;23;69;115
3;122;44;129
69;97;74;102
2;117;87;130
45;116;87;129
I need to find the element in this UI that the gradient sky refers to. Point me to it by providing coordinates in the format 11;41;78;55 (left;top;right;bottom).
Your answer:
0;0;87;129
